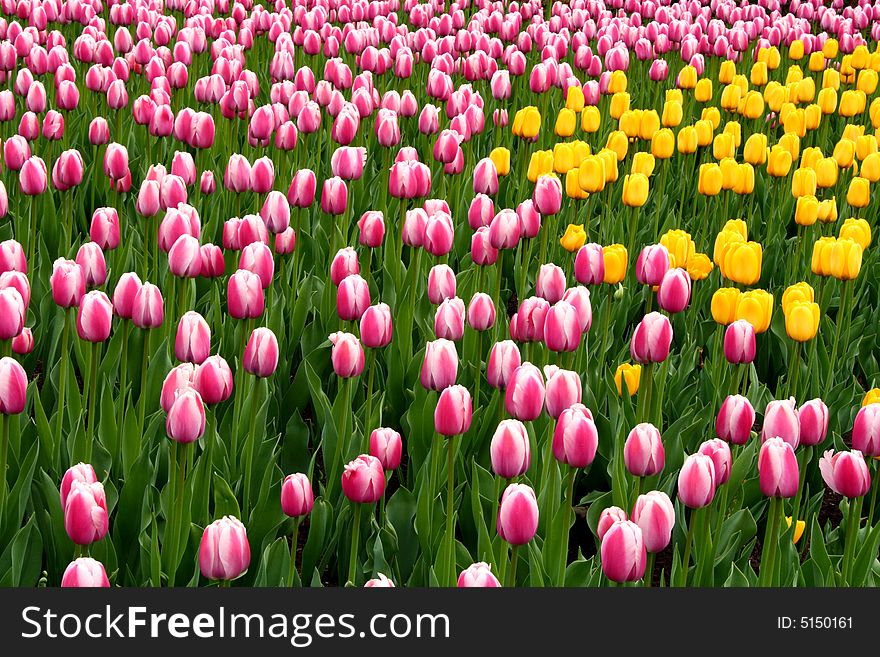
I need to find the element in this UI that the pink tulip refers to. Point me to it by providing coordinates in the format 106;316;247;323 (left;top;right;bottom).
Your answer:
761;398;800;448
724;319;756;364
166;388;206;443
758;437;799;498
819;450;871;498
636;245;671;287
193;355;233;405
363;573;395;588
288;169;317;208
797;399;829;447
434;384;473;436
63;481;109;545
103;143;128;181
88;118;110;145
543;300;581;353
330;247;360;287
457;562;501;588
852;404;880;456
12;328;33;355
467;293;496;331
487;340;521;390
360;303;393;349
631;491;675;553
342;454;386;503
175;312;210;364
328;331;364;378
3;135;30;171
678;453;717;508
199;516;250;581
0;240;26;274
75;243;107;288
337;274;371;322
0;271;29;311
52;150;84;191
624;423;665;477
698;438;732;485
510;297;549;343
553;403;599;468
601;520;647;582
60;464;98;511
135;179;161;217
90;208;120;250
0;357;26;415
20;156;48;195
167;234;202;279
630;312;673;363
533;175;562;215
131;283;164;329
427;264;456;305
536;264;566;304
61;558;110;588
239;242;274;289
357;211;385;248
200;171;216;195
224;154;251;193
434;296;466;341
227;269;265;319
716;394;755;445
281;473;314;518
543;365;582;419
112;272;142;320
0;287;24;340
471;227;498;266
321;176;348;215
575;243;605;285
243;327;279;377
473;158;499;195
505;363;546;421
161;364;197;414
250;156;275;194
76;291;112;342
657;268;692;313
260;191;290;234
597;507;628;540
490;419;531;478
369;428;403;471
420;338;458;391
497;483;539;545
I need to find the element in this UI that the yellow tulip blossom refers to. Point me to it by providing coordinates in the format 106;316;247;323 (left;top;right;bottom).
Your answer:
735;289;774;334
846;176;871;208
651;129;675;159
578;156;606;193
490;147;511;176
795;195;819;226
555;108;577;137
686;253;714;281
743;133;768;165
661;229;696;269
622;173;649;207
785;301;820;342
839;218;871;250
560;223;587;252
698;163;723;196
782;282;815;316
602;244;628;284
720;241;763;286
711;287;742;325
581;106;601;133
830;238;863;280
614;363;641;397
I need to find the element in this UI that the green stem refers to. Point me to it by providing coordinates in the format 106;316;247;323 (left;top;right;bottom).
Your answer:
841;496;862;585
347;503;362;586
558;467;576;586
0;413;8;524
679;509;697;587
445;435;456;586
243;376;260;513
867;462;879;528
230;322;250;462
824;280;850;392
364;350;376;449
137;329;152;440
55;311;71;459
117;321;130;466
85;341;99;463
788;447;810;543
167;441;188;586
787;341;802;401
330;377;351;499
287;518;301;587
759;497;781;587
506;545;520;587
645;552;655;587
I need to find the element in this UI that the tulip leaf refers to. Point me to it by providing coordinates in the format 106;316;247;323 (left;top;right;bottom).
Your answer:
850;520;880;586
213;472;241;520
723;562;750;587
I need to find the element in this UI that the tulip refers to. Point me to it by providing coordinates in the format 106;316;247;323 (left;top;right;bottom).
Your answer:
505;363;545;422
457;562;501;588
287;170;317;208
630;312;673;364
90;208;120;250
328;332;364;378
112;272;141;320
487;341;521;390
724;320;756;364
160;364;197;414
51;259;85;308
363;574;395;588
678;453;717;509
199;516;250;581
490;419;531;478
819;450;871;499
337;274;371;322
63;481;109;545
76;291;113;342
61;558;110;588
360;303;393;349
11;327;33;355
427;264;456;305
497;483;539;546
762;398;800;448
20;156;48;195
357;211;385;248
536;264;566;304
434;385;472;436
597;507;628;541
166;388;206;443
0;357;26;415
543;300;581;353
631;491;675;553
853;404;880;456
467;293;496;332
533;175;562;215
227;269;265;319
434;297;466;341
243;328;279;378
342;454;386;504
193;355;233;406
369;428;402;472
759;437;799;498
716;395;755;445
600;520;646;583
552;404;599;468
0;287;24;340
614;363;641;396
624;423;665;477
657;269;691;314
281;473;314;518
798;399;829;447
636;245;670;286
698;439;732;485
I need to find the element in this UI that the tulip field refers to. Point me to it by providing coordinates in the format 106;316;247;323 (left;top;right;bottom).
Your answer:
3;0;880;590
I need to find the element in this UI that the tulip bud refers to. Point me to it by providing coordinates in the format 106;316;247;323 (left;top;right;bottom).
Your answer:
363;573;395;587
677;453;717;508
723;319;756;364
328;331;364;378
762;398;800;448
61;558;110;588
76;290;113;342
600;520;646;582
574;243;605;285
487;340;521;390
112;272;142;320
360;303;393;349
597;507;628;540
166;388;206;443
819;450;871;498
342;454;386;503
497;483;539;545
553;404;598;468
490;419;531;478
50;258;85;308
797;399;829;447
853;404;880;456
630;312;673;364
631;491;675;553
457;562;501;588
199;516;251;581
227;269;265;319
90;208;120;250
505;363;546;421
543;365;582;419
434;384;473;436
698;438;732;485
369;428;403;471
716;394;755;445
420;338;458;391
636;245;671;286
281;473;315;518
624;423;665;477
758;437;799;498
63;481;109;545
657;268;691;314
467;293;496;332
132;283;164;329
12;327;33;355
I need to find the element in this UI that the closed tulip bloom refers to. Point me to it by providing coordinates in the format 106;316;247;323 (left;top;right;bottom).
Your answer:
191;355;232;406
75;242;107;288
329;332;364;378
434;296;465;341
852;404;880;456
543;366;582;419
724;320;756;364
260;191;290;235
488;209;522;250
553;403;598;468
505;363;546;422
796;399;828;447
543;300;581;353
630;312;673;364
0;357;27;414
112;272;141;320
533;175;562;215
342;454;386;503
511;297;550;343
758;437;800;498
61;558;110;588
762;398;800;448
63;479;109;546
785;301;820;342
427;264;456;305
497;483;539;546
631;491;675;553
360;303;393;349
597;506;629;541
636;246;670;287
575;243;605;285
199;516;250;581
243;328;279;378
471;228;498;266
657;268;691;314
287;170;317;208
227;269;265;319
76;291;113;342
601;520;646;583
735;289;774;334
716;395;755;445
820;450;871;499
0;287;24;339
320;177;348;215
369;428;403;471
624;423;665;477
614;363;641;396
487;341;521;390
472;158;498;195
698;439;732;485
536;264;566;304
50;258;85;308
458;562;501;588
490;419;531;478
160;364;197;413
11;327;33;355
88;118;110;146
467;293;496;332
90;208;120;250
166;388;206;443
677;453;717;509
337;274;371;322
357;211;385;248
281;473;314;518
330;247;360;287
434;385;473;436
19;156;48;196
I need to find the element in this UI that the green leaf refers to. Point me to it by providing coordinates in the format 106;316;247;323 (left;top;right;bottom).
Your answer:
213;473;241;519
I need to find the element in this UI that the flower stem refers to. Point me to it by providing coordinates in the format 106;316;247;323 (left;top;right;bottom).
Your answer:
85;341;99;463
841;496;862;585
287;518;301;587
347;503;362;586
243;376;260;514
506;545;520;587
679;508;697;587
55;311;71;461
759;497;781;587
136;329;152;442
445;435;456;585
117;321;130;466
0;413;9;523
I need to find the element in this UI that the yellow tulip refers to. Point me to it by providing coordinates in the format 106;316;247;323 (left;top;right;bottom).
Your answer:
678;65;697;89
742;90;764;120
822;67;840;90
735;289;774;334
839;218;871;251
743;133;768;165
609;70;628;94
871;98;880;128
695;78;713;102
782;282;815;316
695;119;714;147
800;147;823;170
555;108;577;137
578;156;606;193
614;363;641;397
639;109;660;141
808;51;826;73
814;157;838;188
722;218;748;239
840;55;856;84
527;149;554;182
795;195;819;226
786;65;804;85
661;100;683;127
862;389;880;407
490;147;511;176
718;60;736;84
785;301;820;342
666;89;683;104
571;141;591;167
804;104;822;131
778;132;800;160
833;139;856;169
846;176;871;208
677;126;698;154
698;163;723;196
581;106;601;133
839;89;864;117
610;91;630;119
783;108;806;137
701;107;721;130
686;253;714;281
565;170;587;200
811;237;836;276
598;148;618;183
829;238;863;280
789;40;805;60
713;133;735;161
661;229;696;269
619;109;640;139
764;81;788;112
565;85;585;112
861;152;880;182
651;129;675;159
723;121;742;148
622;173;649;208
857;69;878;95
521;106;542;138
785;517;806;544
750;61;769;86
720;158;740;191
553;143;575;174
797;76;815;103
791;167;817;198
713;228;745;267
602;244;628;284
842;123;865;142
767;146;793;177
817;87;838;114
560;223;587;252
735;163;755;194
720;241;763;286
856;134;878;161
711;287;742;325
852;45;870;70
632;152;655;178
823;38;839;59
818;198;838;224
721;84;741;110
606;130;629;161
